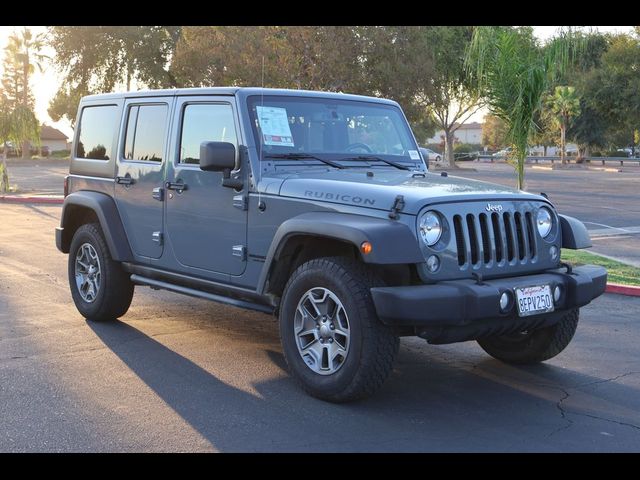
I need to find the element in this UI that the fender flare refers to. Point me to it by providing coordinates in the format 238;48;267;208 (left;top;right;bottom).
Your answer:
257;211;424;294
57;191;133;261
559;214;592;249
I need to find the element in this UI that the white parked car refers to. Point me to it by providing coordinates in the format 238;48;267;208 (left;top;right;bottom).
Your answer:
420;148;441;162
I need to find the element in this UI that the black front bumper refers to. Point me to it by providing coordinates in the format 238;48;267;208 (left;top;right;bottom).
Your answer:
371;265;607;331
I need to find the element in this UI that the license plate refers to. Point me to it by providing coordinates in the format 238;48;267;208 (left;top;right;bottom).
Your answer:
515;285;554;317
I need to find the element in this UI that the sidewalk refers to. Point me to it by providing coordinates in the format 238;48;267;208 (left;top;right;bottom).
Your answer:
0;193;63;204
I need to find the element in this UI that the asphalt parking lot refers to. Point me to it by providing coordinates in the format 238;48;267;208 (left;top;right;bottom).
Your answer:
0;203;638;452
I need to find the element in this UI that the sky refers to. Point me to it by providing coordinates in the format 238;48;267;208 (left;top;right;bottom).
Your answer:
0;26;636;140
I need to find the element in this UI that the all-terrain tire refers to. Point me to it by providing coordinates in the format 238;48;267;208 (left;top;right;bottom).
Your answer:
477;309;580;364
279;256;399;403
68;223;134;322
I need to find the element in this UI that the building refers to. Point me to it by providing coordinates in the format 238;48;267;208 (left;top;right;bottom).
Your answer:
427;122;483;145
39;125;69;152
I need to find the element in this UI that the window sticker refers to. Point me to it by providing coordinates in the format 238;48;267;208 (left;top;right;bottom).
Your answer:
408;150;420;160
256;106;295;147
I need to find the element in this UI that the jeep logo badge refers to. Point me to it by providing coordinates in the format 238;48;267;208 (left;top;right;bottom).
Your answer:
486;203;503;212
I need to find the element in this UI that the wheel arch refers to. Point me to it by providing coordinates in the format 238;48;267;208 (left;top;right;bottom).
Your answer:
57;191;133;262
258;212;424;297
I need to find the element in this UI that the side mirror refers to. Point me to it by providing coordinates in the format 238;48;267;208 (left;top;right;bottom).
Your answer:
199;141;236;172
419;147;430;170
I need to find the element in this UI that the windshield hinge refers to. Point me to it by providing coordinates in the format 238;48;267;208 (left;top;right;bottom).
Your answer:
388;195;405;220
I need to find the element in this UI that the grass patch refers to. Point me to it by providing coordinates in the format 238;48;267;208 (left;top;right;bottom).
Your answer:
562;249;640;286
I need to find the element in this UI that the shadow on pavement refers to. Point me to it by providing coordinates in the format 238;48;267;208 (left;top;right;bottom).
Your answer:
86;315;640;451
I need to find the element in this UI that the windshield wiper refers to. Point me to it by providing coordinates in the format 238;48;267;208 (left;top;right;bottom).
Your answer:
340;155;411;171
264;153;345;169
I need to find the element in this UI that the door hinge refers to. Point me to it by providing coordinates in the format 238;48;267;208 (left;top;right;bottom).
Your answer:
232;245;246;260
152;231;163;246
233;194;248;210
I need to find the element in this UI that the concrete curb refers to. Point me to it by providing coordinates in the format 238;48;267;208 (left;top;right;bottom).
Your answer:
0;195;63;205
605;283;640;297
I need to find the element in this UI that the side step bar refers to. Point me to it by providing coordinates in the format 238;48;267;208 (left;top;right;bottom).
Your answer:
130;274;275;315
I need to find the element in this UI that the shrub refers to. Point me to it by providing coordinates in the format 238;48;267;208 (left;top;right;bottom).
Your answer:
454;143;482;153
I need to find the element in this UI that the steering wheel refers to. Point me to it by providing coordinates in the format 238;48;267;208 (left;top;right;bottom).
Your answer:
345;143;373;153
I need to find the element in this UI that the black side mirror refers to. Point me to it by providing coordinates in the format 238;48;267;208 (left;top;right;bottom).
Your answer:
199;141;243;189
419;147;430;170
200;141;236;172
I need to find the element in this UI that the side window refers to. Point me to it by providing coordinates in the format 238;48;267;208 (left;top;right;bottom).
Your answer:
123;104;168;162
180;104;237;165
76;105;118;160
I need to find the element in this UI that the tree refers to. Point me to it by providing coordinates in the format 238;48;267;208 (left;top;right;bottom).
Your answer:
0;94;10;192
466;26;582;189
567;100;606;158
546;86;580;164
419;26;483;167
481;114;508;150
582;33;640;154
529;108;557;156
47;26;181;124
2;28;45;159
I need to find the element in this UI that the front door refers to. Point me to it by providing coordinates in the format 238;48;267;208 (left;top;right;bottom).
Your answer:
115;98;173;259
165;97;248;275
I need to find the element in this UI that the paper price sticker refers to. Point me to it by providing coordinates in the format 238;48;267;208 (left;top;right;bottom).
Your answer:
256;106;295;147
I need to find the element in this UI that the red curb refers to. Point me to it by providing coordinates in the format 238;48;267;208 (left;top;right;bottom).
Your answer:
0;195;63;205
605;283;640;297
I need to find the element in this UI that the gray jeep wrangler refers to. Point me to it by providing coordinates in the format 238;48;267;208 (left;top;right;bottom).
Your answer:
56;88;607;402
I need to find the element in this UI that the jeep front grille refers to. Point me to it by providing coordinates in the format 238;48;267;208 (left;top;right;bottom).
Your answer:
453;211;537;267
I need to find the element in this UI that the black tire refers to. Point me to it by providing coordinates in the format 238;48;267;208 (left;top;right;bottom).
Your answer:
68;222;134;322
477;309;579;364
279;257;399;403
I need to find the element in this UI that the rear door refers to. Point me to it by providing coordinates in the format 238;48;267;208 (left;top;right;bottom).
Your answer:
114;97;173;259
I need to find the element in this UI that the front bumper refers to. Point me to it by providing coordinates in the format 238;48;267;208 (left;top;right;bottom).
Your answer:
371;264;607;328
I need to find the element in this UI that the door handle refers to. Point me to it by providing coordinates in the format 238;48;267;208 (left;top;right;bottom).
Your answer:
165;180;188;194
115;176;135;186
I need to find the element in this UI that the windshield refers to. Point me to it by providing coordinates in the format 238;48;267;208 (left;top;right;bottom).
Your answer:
247;95;421;165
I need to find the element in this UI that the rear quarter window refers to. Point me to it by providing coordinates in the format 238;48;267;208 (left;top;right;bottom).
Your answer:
75;105;118;160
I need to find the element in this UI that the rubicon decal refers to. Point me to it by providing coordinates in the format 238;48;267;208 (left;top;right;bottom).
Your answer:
304;190;376;206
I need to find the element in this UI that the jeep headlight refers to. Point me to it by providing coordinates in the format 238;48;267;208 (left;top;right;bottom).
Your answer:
419;211;442;246
537;207;553;238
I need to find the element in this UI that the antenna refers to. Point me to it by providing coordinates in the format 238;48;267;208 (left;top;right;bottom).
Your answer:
257;56;265;207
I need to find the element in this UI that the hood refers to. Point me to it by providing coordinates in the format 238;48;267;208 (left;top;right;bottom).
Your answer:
266;169;544;215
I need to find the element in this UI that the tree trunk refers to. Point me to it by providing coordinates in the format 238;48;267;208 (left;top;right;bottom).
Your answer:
516;156;525;191
443;129;457;168
0;142;9;193
560;123;566;165
22;55;30;160
543;145;548;156
22;140;30;160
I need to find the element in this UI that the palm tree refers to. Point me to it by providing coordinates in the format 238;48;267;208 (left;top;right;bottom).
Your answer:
465;27;583;189
547;86;580;164
6;28;48;159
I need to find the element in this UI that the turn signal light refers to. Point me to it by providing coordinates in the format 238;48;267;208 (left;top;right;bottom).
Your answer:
360;241;373;255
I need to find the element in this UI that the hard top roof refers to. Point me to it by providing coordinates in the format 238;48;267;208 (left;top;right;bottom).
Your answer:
82;87;399;106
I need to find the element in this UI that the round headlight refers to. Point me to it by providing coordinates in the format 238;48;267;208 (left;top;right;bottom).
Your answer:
537;207;553;238
419;211;442;246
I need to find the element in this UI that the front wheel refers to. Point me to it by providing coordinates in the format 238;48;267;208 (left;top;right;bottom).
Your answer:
477;309;579;364
68;223;134;322
279;257;399;402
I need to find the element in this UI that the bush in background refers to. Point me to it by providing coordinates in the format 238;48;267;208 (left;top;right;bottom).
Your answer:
453;143;482;153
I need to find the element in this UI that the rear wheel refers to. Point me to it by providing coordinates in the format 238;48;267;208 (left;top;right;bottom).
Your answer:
477;309;579;364
279;257;399;402
68;223;134;322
